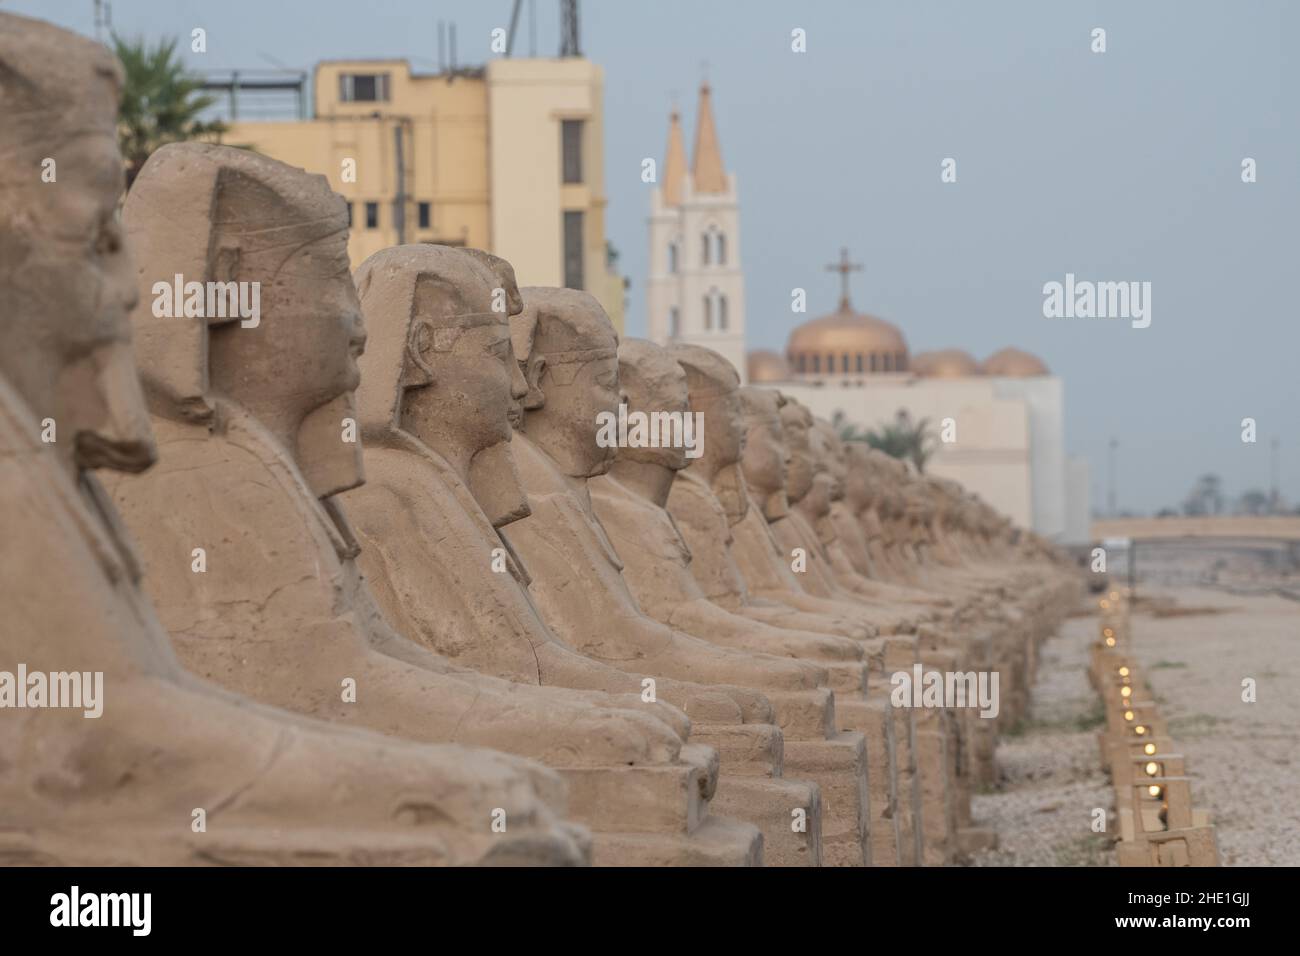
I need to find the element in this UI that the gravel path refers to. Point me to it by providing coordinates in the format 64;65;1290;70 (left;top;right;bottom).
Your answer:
968;582;1299;866
968;608;1116;866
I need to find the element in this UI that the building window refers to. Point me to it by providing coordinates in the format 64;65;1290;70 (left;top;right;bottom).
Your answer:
841;353;850;373
339;73;390;103
701;233;711;266
417;202;431;230
855;353;863;373
826;353;834;373
563;211;585;289
561;120;584;184
870;354;878;372
716;233;726;265
703;295;713;330
883;353;893;372
669;307;680;338
365;202;379;229
718;295;728;330
811;354;820;373
345;202;353;227
794;353;804;373
668;242;678;274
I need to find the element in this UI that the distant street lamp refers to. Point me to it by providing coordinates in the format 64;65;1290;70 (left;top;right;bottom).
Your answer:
1108;438;1119;518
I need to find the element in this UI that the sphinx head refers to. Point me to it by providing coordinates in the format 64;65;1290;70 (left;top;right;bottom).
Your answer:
812;419;848;501
615;339;691;473
737;386;790;520
798;421;838;519
668;344;744;475
516;287;620;479
125;143;364;495
0;14;155;477
354;245;526;467
843;442;877;514
778;397;816;503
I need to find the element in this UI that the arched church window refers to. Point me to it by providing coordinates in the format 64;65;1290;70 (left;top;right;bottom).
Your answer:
855;353;864;373
701;234;711;266
841;353;850;373
703;295;713;330
716;233;727;265
811;354;820;373
718;295;728;330
826;353;834;374
668;242;678;274
669;307;680;338
870;354;878;372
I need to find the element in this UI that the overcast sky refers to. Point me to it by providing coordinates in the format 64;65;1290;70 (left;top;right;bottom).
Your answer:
11;0;1298;515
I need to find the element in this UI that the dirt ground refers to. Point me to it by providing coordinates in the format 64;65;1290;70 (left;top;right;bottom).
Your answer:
968;580;1298;866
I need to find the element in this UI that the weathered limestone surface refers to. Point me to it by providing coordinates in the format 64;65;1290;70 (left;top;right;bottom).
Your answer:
1;10;1084;868
0;12;586;867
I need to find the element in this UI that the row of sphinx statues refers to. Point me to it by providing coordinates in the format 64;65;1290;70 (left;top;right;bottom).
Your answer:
0;13;1080;866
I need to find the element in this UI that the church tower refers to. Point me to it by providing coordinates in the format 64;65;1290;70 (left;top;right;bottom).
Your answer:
647;83;747;380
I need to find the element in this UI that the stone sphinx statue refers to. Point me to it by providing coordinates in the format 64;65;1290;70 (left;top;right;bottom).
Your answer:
504;291;897;863
590;340;867;680
834;442;953;608
504;289;824;703
0;12;585;866
656;356;919;865
106;144;726;850
725;387;895;634
772;398;923;635
805;419;950;620
339;244;774;863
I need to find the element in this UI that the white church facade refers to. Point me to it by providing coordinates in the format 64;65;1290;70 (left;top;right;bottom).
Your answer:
645;83;747;379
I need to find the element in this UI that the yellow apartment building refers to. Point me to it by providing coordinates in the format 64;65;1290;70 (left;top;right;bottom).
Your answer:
220;57;626;331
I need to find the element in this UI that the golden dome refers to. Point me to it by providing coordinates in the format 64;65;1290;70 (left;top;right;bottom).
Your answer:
981;347;1049;377
785;304;909;378
912;349;981;379
747;349;790;383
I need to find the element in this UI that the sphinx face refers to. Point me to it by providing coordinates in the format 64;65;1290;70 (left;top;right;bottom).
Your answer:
740;408;788;497
810;428;846;501
781;418;815;503
208;233;364;423
1;127;156;475
805;471;835;518
421;318;524;452
700;387;746;469
538;351;620;477
622;366;691;471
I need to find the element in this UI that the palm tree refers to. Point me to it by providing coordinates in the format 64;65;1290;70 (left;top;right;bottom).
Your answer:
864;409;937;473
113;34;227;188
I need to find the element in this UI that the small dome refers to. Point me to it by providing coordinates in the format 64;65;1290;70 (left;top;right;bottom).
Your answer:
785;303;909;378
912;349;981;379
747;350;790;383
981;347;1049;377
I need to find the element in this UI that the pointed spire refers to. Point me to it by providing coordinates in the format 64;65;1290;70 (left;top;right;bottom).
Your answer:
662;108;687;206
691;82;727;194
